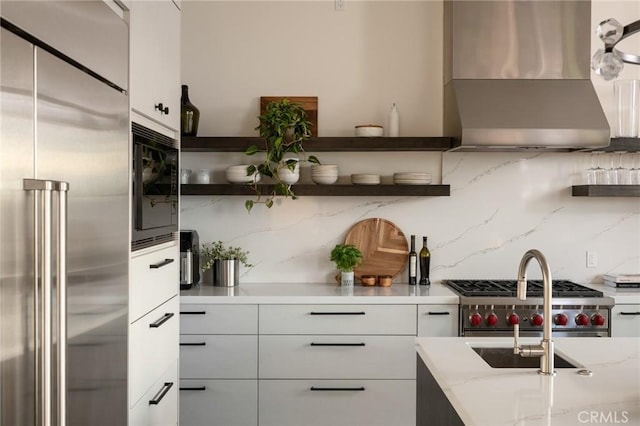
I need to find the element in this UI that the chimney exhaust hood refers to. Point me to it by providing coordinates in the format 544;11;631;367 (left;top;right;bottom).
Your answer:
444;0;611;152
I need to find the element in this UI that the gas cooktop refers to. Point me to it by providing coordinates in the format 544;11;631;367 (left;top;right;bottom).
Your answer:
445;279;604;298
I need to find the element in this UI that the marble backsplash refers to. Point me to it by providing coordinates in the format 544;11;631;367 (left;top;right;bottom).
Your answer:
180;150;640;285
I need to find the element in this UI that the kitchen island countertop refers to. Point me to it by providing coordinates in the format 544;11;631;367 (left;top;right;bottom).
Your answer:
416;336;640;426
180;282;459;304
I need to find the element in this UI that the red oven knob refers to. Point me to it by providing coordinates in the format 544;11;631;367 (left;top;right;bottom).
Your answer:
531;314;544;327
575;313;589;326
486;313;498;326
470;313;483;326
591;313;606;326
554;313;568;326
507;313;520;326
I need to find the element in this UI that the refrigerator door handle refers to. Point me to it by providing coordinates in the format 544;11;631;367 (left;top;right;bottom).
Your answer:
24;178;69;426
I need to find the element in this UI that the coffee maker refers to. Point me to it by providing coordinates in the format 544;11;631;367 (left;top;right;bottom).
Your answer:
180;230;200;289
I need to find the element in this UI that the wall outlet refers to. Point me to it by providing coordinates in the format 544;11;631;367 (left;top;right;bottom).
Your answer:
586;251;598;268
335;0;345;12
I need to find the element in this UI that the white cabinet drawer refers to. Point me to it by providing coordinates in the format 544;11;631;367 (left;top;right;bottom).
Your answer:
417;304;459;337
179;379;257;426
180;335;258;379
259;379;416;426
259;335;415;379
180;304;258;334
130;296;179;407
129;360;178;426
131;244;178;322
259;304;416;335
611;304;640;337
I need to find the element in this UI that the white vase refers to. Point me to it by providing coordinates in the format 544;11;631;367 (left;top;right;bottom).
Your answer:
341;271;355;287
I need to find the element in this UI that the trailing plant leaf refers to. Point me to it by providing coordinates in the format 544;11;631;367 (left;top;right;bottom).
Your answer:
245;200;254;212
245;98;321;211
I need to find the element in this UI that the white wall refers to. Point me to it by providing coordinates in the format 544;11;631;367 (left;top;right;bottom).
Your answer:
180;0;640;284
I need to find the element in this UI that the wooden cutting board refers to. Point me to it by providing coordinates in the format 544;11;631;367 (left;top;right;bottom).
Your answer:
345;218;409;280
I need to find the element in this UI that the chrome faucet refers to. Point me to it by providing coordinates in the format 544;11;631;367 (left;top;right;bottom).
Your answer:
513;249;555;376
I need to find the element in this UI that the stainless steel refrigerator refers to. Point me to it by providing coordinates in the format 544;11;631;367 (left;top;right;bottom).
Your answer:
1;2;129;425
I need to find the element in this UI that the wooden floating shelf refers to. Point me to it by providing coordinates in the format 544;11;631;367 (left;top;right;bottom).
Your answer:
572;185;640;197
181;136;453;152
181;184;451;197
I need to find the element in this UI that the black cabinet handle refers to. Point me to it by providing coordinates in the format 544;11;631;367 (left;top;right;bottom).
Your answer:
310;342;365;347
149;258;174;269
180;311;206;315
427;311;451;316
620;312;640;315
179;386;206;391
149;382;173;405
154;103;169;115
310;311;365;316
310;387;365;391
149;313;174;328
180;342;206;346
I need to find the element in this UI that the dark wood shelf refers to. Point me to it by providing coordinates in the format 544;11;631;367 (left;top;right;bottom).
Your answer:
583;137;640;152
181;184;450;197
181;136;453;152
572;185;640;197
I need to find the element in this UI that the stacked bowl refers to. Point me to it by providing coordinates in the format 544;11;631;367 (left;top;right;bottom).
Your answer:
351;174;380;185
393;172;431;185
226;165;261;184
311;165;338;185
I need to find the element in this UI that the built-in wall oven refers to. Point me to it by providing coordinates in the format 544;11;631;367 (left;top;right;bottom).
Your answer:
444;280;614;337
131;122;179;250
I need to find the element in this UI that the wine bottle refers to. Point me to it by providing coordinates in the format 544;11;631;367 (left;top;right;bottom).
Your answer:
408;235;417;285
181;85;200;137
419;236;431;286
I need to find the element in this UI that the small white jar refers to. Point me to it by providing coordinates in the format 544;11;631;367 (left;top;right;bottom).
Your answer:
195;169;211;184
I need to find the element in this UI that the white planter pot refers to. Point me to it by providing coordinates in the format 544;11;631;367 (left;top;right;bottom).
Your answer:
341;271;355;287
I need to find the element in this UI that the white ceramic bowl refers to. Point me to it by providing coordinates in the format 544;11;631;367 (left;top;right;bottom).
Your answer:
226;165;261;184
312;174;338;185
355;125;384;137
278;168;299;185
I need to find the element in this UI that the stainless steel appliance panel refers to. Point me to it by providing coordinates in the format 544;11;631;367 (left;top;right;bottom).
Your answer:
0;27;37;426
36;44;129;426
1;4;129;424
1;0;129;90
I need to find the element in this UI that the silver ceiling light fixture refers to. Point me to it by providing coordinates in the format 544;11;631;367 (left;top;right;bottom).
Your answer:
591;18;640;80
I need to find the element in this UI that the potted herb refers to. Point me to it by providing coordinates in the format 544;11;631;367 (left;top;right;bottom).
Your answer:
201;241;253;286
330;244;363;287
244;99;320;212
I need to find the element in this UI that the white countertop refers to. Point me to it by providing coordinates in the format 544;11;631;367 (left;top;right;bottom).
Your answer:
416;336;640;426
180;282;459;304
595;284;640;304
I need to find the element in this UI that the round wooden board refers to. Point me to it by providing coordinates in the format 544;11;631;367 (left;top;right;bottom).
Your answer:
344;218;409;280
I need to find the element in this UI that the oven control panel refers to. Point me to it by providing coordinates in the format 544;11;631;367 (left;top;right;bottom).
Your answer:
461;305;610;336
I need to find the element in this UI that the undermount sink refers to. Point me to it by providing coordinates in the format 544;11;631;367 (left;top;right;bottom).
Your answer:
472;347;578;369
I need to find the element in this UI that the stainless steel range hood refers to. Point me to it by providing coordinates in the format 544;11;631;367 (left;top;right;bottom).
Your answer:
444;0;611;152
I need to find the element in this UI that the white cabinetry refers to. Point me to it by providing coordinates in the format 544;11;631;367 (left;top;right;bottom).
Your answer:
179;304;259;426
129;243;179;426
611;304;640;337
417;304;459;337
130;0;180;131
178;298;458;425
259;304;417;426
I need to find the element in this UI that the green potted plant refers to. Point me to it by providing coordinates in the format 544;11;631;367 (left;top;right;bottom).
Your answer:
244;99;320;212
201;241;253;286
330;244;363;287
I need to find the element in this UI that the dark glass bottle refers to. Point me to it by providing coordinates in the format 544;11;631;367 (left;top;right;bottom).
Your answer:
181;85;200;137
408;235;417;285
419;236;431;286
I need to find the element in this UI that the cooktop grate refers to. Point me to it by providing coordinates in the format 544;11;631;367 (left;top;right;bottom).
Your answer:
445;279;604;298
